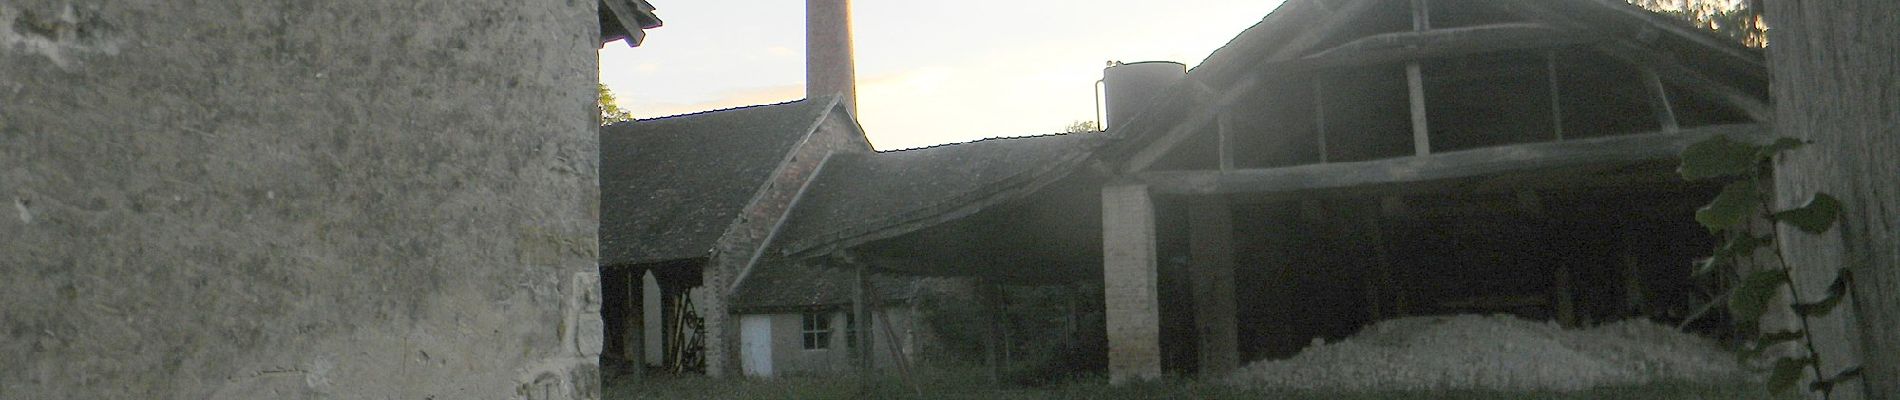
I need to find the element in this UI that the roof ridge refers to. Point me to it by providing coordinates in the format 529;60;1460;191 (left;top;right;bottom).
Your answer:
604;98;815;126
876;130;1102;153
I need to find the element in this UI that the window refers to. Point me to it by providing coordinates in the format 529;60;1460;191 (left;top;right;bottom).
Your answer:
801;312;832;350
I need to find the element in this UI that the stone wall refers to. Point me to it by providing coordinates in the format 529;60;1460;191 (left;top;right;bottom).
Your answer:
0;1;602;398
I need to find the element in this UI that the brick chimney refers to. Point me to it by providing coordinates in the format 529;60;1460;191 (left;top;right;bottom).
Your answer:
806;0;856;115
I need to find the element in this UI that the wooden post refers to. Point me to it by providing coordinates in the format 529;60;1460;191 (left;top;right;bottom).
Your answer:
980;280;1005;384
1407;0;1432;156
624;268;645;379
1545;51;1565;141
853;263;874;372
1640;68;1679;132
1359;210;1398;321
1313;77;1330;163
1217;112;1236;171
1188;197;1239;377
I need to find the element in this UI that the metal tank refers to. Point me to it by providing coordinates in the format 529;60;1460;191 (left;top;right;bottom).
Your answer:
1101;61;1187;131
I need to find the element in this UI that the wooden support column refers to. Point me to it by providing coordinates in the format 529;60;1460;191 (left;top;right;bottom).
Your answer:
1358;208;1399;321
1545;51;1565;141
1314;78;1330;163
1102;183;1161;384
979;280;1006;384
1188;197;1239;377
624;268;645;379
1407;0;1432;156
853;263;875;372
1641;68;1679;132
1216;112;1237;171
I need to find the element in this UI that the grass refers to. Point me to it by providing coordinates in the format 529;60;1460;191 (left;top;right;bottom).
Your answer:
602;366;1791;400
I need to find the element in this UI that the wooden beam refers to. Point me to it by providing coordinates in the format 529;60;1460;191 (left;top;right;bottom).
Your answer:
1546;51;1565;141
1314;78;1330;163
1122;0;1378;173
1490;1;1771;122
1277;24;1596;74
601;0;648;47
1641;67;1680;132
1407;0;1431;157
1216;112;1236;171
1137;123;1766;195
1598;41;1770;122
1407;62;1431;156
853;263;875;371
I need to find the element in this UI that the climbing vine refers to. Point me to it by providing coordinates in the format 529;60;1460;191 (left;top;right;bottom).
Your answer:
1678;135;1861;397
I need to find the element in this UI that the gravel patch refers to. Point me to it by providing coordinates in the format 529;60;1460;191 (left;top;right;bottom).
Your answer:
1225;314;1747;391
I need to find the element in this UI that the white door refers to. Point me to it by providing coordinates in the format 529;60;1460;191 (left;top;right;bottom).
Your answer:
739;314;773;377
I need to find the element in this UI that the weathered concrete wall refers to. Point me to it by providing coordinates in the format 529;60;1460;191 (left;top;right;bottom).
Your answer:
0;1;602;399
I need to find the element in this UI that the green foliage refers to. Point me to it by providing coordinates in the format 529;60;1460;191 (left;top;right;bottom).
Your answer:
1728;269;1787;324
1064;120;1102;133
1768;357;1814;395
1771;193;1842;234
600;84;635;125
1627;0;1767;47
1677;134;1858;397
1680;134;1766;180
1791;270;1850;317
1696;180;1762;232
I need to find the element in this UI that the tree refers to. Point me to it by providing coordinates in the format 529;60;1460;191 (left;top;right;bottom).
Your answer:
600;83;635;125
1627;0;1767;47
1761;0;1899;397
1064;120;1101;133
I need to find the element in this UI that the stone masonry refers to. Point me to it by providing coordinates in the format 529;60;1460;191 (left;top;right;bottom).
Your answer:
1102;183;1161;383
0;1;603;398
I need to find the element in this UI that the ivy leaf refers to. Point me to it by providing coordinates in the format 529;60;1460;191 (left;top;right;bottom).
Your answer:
1755;137;1808;161
1768;356;1813;395
1697;181;1762;232
1718;233;1773;258
1680;135;1762;180
1773;193;1843;234
1692;256;1723;277
1741;330;1805;361
1793;271;1850;317
1729;269;1788;324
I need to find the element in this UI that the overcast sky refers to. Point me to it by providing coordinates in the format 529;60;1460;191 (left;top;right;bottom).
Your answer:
599;1;1284;150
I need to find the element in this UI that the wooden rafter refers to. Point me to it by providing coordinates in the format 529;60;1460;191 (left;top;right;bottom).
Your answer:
1120;0;1379;173
1135;123;1766;195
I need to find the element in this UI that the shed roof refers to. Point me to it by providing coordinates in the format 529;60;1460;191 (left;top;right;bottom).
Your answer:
599;99;837;266
727;260;916;313
771;132;1106;260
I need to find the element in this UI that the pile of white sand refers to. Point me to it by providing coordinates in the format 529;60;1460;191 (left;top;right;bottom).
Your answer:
1225;314;1747;391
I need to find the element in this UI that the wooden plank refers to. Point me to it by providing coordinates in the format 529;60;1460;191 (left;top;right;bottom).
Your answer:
1137;123;1767;195
1314;78;1330;163
853;263;875;371
1122;0;1378;173
1277;24;1595;74
1492;0;1772;122
1546;51;1565;141
600;0;648;47
1641;67;1680;132
1407;62;1431;156
1216;112;1236;171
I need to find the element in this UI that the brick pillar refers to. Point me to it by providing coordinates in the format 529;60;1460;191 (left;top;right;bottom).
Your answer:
1102;183;1161;383
1188;197;1239;377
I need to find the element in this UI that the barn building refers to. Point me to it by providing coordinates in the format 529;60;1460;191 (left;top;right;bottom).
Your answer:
597;0;1769;381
